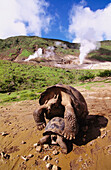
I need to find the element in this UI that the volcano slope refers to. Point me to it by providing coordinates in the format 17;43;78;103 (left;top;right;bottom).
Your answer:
0;82;111;170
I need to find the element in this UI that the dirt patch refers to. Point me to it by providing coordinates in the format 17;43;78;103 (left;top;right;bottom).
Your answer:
25;55;111;70
0;82;111;169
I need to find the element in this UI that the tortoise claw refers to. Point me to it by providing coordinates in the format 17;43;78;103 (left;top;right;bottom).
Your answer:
64;133;67;138
37;123;46;130
63;130;75;140
69;134;73;140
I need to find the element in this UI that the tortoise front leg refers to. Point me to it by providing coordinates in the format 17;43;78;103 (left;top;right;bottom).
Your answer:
56;136;67;154
38;135;51;145
33;105;47;130
33;96;59;130
63;105;79;140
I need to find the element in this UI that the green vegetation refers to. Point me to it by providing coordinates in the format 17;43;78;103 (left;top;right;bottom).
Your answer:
0;36;111;62
0;60;110;104
88;41;111;61
0;36;79;60
0;36;111;104
19;49;32;58
98;70;111;77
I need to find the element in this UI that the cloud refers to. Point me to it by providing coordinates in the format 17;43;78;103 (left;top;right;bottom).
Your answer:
68;2;111;42
0;0;52;39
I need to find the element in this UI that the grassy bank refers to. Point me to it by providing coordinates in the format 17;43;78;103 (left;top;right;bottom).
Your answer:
0;60;111;103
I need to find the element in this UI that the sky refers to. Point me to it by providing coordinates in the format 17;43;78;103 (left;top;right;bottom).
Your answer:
0;0;111;42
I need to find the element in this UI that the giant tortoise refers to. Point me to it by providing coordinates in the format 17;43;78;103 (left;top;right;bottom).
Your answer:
38;117;70;154
33;84;89;140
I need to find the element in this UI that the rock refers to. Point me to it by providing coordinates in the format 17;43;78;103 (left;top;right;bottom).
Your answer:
88;141;95;146
4;154;10;159
0;152;5;158
52;165;59;170
1;132;9;136
33;143;38;147
46;163;52;169
21;156;29;161
21;141;26;144
54;158;59;164
0;152;10;159
43;155;51;161
43;144;50;150
101;131;107;139
77;156;83;162
27;154;34;159
105;145;111;154
52;149;59;155
36;145;42;152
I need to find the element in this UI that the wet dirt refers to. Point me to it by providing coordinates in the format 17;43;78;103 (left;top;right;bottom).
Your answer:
0;82;111;170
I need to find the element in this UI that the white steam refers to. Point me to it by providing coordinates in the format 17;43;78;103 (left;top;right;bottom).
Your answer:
79;40;100;64
45;46;55;58
69;2;111;64
25;46;55;61
25;48;42;61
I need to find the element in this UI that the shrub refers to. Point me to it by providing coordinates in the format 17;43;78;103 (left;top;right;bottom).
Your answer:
98;70;111;77
78;71;95;81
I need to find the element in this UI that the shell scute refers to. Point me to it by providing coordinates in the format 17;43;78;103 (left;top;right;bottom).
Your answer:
44;117;65;136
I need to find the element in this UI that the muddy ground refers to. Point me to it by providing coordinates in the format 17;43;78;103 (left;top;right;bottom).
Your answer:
0;82;111;170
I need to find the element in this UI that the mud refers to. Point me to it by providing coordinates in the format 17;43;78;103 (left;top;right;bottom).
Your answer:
0;82;111;170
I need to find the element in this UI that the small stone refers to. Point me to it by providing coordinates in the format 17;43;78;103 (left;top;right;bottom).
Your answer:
36;145;42;152
1;132;9;136
4;154;10;159
21;156;29;161
88;141;95;146
0;152;10;159
55;159;59;164
0;152;5;158
52;165;59;170
52;149;59;155
43;144;50;150
46;163;52;169
101;131;107;139
43;155;51;161
33;143;38;147
27;154;34;159
77;156;83;162
21;141;26;144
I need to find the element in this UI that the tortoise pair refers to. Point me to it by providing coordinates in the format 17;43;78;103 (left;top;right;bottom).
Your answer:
33;84;88;153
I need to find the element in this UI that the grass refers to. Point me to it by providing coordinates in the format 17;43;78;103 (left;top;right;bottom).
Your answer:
0;89;40;104
0;60;111;103
88;41;111;61
0;36;80;61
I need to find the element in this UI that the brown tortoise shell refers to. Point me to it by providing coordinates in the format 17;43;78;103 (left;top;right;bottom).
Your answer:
43;117;65;137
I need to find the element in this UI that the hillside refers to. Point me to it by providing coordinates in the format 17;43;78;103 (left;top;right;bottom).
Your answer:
0;36;111;69
0;36;79;61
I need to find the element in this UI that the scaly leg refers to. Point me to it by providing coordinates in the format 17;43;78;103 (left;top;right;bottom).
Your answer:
38;135;50;145
63;105;79;140
57;135;67;154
